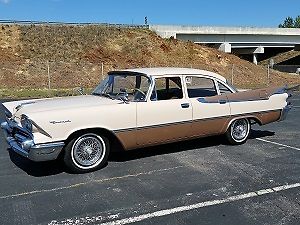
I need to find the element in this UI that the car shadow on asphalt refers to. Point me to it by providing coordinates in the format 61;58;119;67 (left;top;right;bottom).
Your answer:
8;150;66;177
109;129;275;162
8;129;275;177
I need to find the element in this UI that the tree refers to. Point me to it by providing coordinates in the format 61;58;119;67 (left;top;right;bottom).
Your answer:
294;16;300;28
279;16;294;28
278;16;300;28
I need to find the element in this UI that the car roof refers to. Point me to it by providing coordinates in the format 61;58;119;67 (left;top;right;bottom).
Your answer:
114;67;227;82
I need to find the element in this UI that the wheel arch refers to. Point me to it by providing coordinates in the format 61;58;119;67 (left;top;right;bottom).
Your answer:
64;127;125;153
224;115;262;132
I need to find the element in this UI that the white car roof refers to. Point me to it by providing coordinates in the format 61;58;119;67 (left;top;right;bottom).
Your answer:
121;67;227;82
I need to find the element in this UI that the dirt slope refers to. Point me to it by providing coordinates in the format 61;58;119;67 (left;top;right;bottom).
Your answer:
0;24;299;89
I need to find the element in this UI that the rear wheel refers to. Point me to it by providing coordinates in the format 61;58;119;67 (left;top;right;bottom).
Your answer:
63;133;110;173
225;118;250;145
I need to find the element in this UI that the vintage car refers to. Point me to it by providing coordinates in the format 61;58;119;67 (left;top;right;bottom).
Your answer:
1;68;291;173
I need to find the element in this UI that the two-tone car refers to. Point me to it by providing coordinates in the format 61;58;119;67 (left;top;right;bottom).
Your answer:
1;67;291;172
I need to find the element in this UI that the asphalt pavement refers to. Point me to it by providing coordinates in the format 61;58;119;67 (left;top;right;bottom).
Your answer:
0;94;299;225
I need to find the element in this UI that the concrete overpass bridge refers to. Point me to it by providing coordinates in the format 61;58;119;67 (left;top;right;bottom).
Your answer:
150;25;300;65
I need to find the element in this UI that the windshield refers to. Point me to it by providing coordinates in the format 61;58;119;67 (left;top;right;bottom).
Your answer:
92;73;151;102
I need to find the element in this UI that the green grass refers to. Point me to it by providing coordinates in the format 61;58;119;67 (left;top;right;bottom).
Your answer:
0;84;298;99
0;88;94;99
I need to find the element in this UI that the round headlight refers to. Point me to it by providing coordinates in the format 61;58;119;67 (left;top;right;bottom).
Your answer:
21;115;32;132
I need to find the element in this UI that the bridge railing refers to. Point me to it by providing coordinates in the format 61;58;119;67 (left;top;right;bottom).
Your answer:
0;19;149;28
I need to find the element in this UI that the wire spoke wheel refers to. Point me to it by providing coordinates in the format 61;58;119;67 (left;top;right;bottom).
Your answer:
231;119;248;140
74;137;103;166
70;133;107;170
226;118;250;145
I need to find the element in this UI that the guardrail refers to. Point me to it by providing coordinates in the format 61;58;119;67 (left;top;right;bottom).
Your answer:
0;19;149;28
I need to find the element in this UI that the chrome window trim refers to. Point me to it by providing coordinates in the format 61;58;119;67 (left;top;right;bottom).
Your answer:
214;78;220;95
145;75;155;102
148;75;185;101
216;80;236;95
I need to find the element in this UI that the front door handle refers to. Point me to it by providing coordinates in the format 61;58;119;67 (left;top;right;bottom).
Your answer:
181;103;190;108
219;99;227;104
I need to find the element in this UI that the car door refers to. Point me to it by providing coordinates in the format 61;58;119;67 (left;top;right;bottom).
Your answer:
184;75;231;137
136;75;192;146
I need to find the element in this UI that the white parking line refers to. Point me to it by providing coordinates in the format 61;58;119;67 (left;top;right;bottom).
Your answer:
256;138;300;151
0;166;183;200
48;182;300;225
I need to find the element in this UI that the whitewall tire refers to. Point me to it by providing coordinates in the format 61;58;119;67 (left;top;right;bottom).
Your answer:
64;133;110;173
225;118;250;145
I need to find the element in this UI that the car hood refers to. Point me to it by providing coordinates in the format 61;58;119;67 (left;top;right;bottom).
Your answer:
3;95;120;116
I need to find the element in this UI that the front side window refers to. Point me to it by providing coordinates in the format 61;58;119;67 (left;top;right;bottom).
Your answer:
92;73;151;102
151;77;183;101
186;76;217;98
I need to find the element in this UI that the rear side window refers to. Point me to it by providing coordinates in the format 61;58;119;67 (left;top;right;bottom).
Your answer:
186;76;217;98
218;82;233;95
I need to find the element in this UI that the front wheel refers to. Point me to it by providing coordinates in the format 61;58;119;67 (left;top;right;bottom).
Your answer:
225;118;250;145
63;133;110;173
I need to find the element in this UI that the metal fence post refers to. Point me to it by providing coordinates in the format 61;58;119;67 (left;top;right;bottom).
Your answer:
231;64;234;85
47;61;51;89
267;65;270;86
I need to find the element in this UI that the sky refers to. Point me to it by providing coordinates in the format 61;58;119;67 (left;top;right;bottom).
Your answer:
0;0;299;27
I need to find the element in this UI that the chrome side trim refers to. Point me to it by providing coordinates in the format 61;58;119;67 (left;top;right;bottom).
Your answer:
114;127;136;133
273;86;287;95
31;120;52;138
197;98;228;104
198;97;269;104
114;109;280;133
32;142;65;149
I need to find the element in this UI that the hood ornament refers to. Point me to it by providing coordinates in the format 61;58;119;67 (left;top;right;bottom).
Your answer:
15;101;37;111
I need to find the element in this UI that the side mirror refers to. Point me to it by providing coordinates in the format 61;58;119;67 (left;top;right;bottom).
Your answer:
118;95;129;104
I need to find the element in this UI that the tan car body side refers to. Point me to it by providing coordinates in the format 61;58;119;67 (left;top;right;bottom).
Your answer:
2;69;288;152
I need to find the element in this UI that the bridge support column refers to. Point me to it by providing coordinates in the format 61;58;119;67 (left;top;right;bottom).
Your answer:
232;47;264;65
253;53;258;65
218;43;231;53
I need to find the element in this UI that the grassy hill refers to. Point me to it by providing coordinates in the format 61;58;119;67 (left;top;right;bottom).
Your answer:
0;24;299;97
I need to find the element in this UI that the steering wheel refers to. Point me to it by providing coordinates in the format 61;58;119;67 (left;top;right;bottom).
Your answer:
134;88;146;100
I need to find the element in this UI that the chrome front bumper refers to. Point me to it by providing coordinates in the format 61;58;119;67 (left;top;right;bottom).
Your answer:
1;120;64;162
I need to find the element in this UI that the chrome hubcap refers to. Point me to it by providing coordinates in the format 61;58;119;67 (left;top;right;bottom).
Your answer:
73;135;104;167
231;119;248;141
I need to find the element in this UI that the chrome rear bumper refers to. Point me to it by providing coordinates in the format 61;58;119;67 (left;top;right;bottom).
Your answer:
1;120;64;162
279;104;292;121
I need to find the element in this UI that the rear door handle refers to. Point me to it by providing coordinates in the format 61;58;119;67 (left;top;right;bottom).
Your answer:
181;103;190;108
